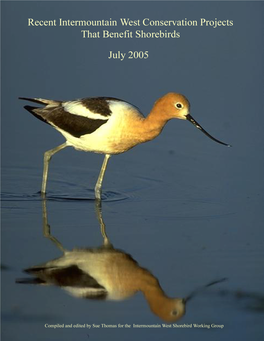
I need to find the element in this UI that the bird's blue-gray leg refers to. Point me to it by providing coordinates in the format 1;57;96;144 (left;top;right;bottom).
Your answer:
95;199;112;247
95;154;111;200
42;199;65;253
41;142;68;195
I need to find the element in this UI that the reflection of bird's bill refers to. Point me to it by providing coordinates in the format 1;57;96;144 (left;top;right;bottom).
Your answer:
186;114;231;147
184;277;228;303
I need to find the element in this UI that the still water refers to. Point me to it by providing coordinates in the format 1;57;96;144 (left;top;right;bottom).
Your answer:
1;2;264;340
1;126;264;340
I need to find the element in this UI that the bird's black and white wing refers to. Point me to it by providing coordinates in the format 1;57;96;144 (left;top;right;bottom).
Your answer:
19;97;132;138
16;264;108;299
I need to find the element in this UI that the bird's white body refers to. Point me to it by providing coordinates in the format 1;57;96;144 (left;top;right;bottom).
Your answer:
41;248;141;300
60;100;145;154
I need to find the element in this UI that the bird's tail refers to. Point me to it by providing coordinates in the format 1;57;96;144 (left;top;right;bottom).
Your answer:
15;266;55;285
19;97;61;124
16;277;46;285
19;97;61;107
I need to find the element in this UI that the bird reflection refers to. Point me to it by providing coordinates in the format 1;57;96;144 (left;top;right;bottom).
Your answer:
16;200;185;322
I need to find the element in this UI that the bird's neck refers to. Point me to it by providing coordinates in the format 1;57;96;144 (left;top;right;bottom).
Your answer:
135;268;168;308
139;106;170;142
140;274;174;319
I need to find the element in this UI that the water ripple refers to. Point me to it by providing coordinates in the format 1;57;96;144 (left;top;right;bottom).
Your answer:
1;190;131;203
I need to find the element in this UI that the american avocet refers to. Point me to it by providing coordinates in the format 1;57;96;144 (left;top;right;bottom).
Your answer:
16;200;227;321
20;93;230;199
16;201;186;322
17;246;186;321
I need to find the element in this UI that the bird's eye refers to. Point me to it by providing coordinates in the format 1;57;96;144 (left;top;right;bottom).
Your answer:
171;310;178;316
175;102;183;109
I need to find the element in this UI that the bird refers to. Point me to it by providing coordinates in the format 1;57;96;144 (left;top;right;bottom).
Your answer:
19;93;230;199
16;199;226;321
16;200;186;322
16;245;186;322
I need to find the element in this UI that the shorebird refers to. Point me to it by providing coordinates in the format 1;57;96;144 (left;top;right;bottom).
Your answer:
16;200;227;321
16;201;186;322
17;246;187;322
20;93;230;199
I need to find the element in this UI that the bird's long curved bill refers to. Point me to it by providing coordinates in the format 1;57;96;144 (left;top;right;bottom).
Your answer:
186;114;231;147
183;278;228;304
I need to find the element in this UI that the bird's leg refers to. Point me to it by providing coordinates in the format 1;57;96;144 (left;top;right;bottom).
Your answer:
95;199;112;247
94;154;111;200
42;199;65;253
41;142;68;196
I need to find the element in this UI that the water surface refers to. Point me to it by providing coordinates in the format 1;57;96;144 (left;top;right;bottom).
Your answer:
1;1;264;341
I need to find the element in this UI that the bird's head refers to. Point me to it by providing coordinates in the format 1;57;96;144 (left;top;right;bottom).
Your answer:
149;297;186;322
157;92;231;147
